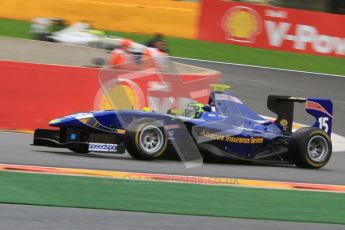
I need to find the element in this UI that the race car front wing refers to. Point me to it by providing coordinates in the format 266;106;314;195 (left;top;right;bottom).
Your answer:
33;128;126;154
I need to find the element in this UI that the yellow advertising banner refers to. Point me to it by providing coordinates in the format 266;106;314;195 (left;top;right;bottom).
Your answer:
0;0;198;38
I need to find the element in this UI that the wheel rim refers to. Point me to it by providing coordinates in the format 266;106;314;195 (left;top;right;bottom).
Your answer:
307;135;329;162
139;125;164;155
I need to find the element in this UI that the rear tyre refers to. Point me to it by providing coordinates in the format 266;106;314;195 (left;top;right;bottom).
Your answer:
68;145;89;154
289;127;332;169
126;120;168;160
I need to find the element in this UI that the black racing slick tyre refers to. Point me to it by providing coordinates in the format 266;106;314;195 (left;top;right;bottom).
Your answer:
289;127;332;169
125;120;168;160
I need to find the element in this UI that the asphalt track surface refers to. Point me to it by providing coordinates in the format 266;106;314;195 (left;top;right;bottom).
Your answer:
1;58;345;229
1;58;345;185
0;204;342;230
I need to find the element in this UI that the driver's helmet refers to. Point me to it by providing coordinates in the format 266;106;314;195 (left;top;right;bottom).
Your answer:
184;102;205;118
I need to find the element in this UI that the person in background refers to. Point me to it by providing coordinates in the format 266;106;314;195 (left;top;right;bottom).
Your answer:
143;39;167;56
146;33;169;54
142;38;169;70
108;39;135;67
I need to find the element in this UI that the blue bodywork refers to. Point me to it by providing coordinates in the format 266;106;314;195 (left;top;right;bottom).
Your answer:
48;91;333;161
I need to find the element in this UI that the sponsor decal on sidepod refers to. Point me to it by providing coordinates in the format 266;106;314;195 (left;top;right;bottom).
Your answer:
88;143;118;152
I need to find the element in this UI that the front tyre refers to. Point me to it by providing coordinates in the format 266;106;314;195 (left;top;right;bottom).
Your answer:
289;127;332;169
126;120;168;160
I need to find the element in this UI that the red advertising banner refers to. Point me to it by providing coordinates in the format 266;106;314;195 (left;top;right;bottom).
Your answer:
198;0;345;57
0;61;219;131
0;61;100;131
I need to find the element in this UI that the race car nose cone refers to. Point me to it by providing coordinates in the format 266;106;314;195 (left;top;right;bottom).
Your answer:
49;119;61;125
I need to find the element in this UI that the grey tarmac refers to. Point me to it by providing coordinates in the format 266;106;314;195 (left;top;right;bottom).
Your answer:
1;58;345;185
0;204;343;230
1;40;345;229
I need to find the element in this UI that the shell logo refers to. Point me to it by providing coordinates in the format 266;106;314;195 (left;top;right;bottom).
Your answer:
222;6;262;43
94;83;145;111
94;85;136;110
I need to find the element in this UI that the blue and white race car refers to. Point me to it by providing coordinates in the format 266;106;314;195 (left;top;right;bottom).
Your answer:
33;84;333;169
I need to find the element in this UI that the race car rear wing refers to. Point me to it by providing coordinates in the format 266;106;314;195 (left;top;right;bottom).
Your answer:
267;95;333;136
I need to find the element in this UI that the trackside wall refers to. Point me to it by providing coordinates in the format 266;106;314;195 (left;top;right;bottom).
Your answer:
0;60;219;131
198;0;345;58
0;0;197;38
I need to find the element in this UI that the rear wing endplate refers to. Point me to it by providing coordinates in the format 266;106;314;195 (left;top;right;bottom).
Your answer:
267;95;333;136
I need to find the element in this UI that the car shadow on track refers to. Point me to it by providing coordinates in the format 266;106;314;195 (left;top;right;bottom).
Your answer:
33;150;135;161
33;149;297;169
160;147;297;169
